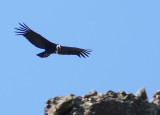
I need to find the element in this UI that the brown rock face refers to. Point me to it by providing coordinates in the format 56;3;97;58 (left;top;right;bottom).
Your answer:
44;88;160;115
150;89;160;105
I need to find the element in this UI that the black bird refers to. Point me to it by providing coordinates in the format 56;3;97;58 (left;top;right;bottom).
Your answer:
15;23;92;58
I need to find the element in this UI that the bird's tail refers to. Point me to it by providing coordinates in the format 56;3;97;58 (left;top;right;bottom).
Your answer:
37;51;50;58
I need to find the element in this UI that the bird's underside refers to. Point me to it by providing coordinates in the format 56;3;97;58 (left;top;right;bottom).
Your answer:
15;23;92;58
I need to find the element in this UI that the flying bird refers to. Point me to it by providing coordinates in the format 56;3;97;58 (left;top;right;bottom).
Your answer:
15;23;92;58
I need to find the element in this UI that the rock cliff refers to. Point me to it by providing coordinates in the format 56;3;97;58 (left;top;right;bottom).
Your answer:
44;88;160;115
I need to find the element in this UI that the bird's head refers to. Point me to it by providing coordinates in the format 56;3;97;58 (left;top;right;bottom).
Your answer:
55;44;61;53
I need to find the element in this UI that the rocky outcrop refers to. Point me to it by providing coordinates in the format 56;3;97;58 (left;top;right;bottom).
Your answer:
44;88;160;115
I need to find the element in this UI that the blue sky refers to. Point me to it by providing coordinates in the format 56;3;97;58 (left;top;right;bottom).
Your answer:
1;0;160;115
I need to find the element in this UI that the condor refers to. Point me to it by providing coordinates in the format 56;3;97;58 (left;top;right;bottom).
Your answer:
15;23;92;58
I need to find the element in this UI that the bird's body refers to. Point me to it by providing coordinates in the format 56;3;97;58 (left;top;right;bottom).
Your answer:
15;23;92;58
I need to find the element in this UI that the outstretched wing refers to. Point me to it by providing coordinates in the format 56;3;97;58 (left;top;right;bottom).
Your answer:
59;46;92;58
15;23;54;49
